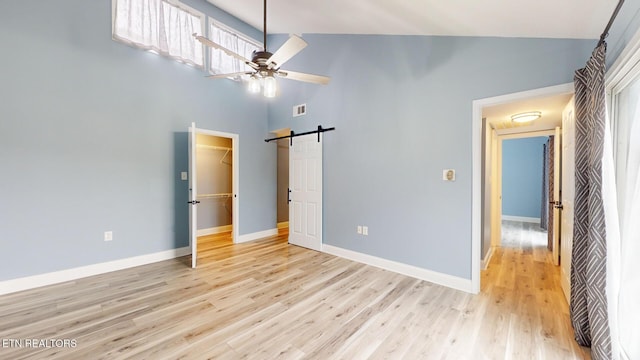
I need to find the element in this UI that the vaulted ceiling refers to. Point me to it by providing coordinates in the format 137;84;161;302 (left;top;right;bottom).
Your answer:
206;0;618;39
205;0;613;133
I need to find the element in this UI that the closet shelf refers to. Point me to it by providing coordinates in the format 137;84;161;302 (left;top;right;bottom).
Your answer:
197;193;233;199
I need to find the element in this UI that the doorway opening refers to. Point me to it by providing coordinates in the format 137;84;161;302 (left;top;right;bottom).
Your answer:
496;134;555;277
472;83;574;293
195;134;234;261
188;124;239;268
273;128;290;236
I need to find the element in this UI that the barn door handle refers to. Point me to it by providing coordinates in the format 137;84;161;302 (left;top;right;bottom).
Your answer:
287;188;291;203
553;201;563;209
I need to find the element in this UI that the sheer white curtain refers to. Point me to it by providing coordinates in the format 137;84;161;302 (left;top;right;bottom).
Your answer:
113;0;203;67
613;77;640;360
603;111;621;360
209;22;259;76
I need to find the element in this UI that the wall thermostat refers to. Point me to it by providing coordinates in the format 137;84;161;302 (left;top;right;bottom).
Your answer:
443;169;455;181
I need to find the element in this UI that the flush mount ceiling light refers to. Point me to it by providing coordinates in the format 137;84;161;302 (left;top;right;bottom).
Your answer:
511;111;542;123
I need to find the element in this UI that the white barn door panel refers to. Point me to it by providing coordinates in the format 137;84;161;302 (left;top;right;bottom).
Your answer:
288;134;323;251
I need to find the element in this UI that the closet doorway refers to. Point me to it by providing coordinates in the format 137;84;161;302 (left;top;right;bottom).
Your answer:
274;128;290;235
188;124;239;268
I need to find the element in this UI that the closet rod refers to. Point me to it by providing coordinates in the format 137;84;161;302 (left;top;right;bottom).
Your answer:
196;144;232;151
197;193;233;199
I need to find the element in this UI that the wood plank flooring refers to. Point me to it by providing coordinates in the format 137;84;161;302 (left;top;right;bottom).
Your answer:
0;226;590;359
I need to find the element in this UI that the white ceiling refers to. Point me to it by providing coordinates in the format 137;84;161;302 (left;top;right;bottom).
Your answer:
206;0;618;39
483;93;573;135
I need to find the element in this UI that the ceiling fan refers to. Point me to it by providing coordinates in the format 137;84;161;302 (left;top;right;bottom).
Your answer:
193;0;330;97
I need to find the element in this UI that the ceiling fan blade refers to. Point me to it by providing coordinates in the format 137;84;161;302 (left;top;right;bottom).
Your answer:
193;33;258;69
277;70;330;85
266;35;308;70
206;72;253;79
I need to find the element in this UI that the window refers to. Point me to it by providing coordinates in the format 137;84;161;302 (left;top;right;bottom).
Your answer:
112;0;204;68
209;20;261;77
607;31;640;360
611;75;640;221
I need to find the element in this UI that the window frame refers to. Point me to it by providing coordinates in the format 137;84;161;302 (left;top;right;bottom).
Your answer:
607;27;640;231
208;18;262;79
607;28;640;158
111;0;206;69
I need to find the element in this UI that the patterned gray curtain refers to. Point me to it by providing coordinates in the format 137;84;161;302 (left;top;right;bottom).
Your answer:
540;143;549;230
571;43;611;360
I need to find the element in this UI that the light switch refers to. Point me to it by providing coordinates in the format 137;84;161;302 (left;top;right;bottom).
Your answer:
181;172;188;181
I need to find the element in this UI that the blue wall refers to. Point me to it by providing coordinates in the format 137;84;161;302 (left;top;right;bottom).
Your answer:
502;137;548;218
3;0;640;284
267;34;594;279
0;0;275;281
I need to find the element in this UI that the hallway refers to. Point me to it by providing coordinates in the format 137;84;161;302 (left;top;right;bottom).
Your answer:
479;220;590;358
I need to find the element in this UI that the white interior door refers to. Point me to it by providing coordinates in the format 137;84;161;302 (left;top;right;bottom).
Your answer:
289;133;323;251
552;126;562;266
188;123;198;268
491;130;501;247
560;97;576;303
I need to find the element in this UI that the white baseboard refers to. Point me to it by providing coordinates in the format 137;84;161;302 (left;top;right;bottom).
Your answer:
482;246;495;270
502;215;540;223
277;221;289;229
197;225;232;236
236;228;278;244
321;244;473;294
0;247;191;296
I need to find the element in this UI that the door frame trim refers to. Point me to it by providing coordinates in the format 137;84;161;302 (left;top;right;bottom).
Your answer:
189;126;240;250
471;82;574;293
195;127;239;244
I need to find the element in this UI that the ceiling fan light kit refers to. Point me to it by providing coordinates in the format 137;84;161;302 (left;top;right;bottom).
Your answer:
247;75;261;94
194;0;330;98
511;111;542;123
263;76;277;97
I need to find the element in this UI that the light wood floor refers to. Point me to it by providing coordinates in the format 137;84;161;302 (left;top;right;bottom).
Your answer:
0;227;590;359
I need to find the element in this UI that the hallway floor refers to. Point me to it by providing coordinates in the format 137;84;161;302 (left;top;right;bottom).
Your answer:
479;220;590;359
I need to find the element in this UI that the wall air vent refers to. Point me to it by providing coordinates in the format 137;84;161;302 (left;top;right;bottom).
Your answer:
293;104;306;117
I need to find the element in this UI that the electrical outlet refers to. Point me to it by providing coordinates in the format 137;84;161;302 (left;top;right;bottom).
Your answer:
357;226;362;234
104;231;113;241
363;226;369;236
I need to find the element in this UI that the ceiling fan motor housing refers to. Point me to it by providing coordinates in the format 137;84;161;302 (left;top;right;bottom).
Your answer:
252;51;274;66
251;50;277;77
